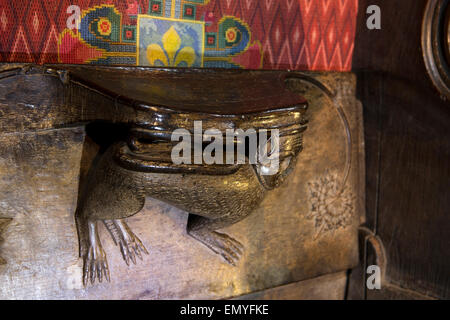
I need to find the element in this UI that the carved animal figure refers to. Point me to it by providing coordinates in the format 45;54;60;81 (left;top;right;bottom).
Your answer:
78;133;304;285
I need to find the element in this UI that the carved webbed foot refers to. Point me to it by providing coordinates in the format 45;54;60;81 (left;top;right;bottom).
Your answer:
189;230;244;266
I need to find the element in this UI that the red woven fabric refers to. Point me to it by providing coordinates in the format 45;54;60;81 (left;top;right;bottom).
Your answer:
0;0;358;71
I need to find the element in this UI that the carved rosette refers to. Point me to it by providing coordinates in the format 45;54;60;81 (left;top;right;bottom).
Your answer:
307;171;354;237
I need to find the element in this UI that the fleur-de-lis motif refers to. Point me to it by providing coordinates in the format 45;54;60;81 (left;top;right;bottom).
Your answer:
146;26;196;67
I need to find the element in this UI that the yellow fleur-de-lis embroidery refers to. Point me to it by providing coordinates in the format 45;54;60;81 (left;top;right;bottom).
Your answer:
146;26;196;67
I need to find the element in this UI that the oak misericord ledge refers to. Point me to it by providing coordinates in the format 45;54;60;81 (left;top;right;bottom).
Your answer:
0;64;364;299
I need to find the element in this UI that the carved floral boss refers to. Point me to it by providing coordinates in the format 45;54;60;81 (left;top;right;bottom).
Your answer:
0;65;308;285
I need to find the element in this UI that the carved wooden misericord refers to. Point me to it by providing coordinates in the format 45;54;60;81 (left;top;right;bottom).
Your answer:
0;64;364;299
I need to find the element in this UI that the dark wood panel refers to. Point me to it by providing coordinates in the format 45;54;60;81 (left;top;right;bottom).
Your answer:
353;0;450;299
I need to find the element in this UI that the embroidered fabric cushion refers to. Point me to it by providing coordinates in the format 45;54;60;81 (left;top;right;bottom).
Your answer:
0;0;358;71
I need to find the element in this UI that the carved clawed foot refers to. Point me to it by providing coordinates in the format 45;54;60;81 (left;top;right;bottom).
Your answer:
189;230;244;266
104;219;148;266
83;221;110;286
83;243;110;286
